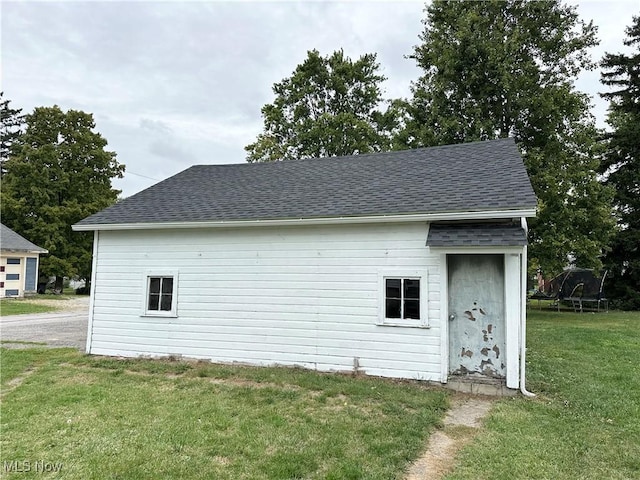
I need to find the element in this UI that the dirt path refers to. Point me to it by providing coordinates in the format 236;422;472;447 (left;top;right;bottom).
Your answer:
1;368;37;399
22;296;90;311
406;395;495;480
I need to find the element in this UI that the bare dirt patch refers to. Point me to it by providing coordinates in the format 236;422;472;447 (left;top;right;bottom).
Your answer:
24;296;90;311
1;368;37;398
405;394;495;480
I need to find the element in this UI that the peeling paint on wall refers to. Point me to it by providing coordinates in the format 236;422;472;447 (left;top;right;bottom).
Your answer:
448;254;506;379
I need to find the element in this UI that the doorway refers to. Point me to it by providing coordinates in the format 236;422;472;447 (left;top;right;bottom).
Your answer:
448;254;505;378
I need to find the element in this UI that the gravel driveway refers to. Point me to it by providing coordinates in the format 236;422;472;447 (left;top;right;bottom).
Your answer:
0;297;89;350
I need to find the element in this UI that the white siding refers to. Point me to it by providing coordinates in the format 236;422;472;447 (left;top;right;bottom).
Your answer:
89;222;443;381
1;253;40;297
505;252;523;389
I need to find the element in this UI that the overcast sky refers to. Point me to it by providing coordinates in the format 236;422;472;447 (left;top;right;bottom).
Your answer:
2;1;637;198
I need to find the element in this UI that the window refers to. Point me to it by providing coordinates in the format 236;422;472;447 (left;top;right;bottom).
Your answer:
6;274;19;281
5;289;19;296
0;282;4;288
6;258;20;265
378;272;428;327
143;272;178;316
385;278;420;320
0;266;5;272
148;277;173;311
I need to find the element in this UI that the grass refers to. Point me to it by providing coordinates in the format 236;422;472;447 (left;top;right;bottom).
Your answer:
0;293;82;316
0;299;60;316
0;350;449;479
2;309;638;478
445;309;640;480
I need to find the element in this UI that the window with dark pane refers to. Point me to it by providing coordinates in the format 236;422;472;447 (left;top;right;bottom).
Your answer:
385;278;420;320
147;276;173;312
386;279;401;299
385;279;402;318
403;279;420;319
404;299;420;319
404;279;420;299
386;298;401;318
160;277;173;311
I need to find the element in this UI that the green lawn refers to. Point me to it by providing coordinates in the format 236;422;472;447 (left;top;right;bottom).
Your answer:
0;294;82;316
0;299;60;316
2;310;638;479
0;350;448;479
446;309;640;480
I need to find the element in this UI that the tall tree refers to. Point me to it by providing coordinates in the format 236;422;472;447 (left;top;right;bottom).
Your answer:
1;106;125;290
0;92;25;176
400;0;614;275
600;15;640;309
246;49;397;162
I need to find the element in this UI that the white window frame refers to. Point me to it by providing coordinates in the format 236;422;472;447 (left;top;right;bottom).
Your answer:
377;270;429;328
141;271;178;317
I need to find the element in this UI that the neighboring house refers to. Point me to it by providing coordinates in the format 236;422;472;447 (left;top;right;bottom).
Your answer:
73;138;538;393
1;224;48;297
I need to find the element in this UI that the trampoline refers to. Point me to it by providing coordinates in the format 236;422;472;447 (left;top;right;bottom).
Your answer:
530;268;608;312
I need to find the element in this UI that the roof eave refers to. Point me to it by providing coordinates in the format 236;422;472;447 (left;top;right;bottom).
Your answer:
72;208;537;232
1;248;48;254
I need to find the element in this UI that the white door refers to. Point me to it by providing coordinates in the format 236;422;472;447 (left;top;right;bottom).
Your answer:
448;254;506;378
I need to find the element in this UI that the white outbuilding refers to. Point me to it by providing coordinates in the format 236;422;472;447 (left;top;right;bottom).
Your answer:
73;138;537;394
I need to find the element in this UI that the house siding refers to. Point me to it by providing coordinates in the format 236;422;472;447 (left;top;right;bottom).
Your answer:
1;253;41;297
89;222;443;381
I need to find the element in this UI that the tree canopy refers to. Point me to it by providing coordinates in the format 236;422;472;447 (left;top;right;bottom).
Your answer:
599;15;640;309
398;0;614;275
0;92;24;176
245;49;397;162
1;105;125;288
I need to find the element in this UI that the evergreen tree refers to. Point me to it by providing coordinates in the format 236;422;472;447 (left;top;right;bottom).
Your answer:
0;92;25;176
600;15;640;309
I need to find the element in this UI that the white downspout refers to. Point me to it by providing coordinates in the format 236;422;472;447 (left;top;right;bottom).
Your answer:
520;217;536;397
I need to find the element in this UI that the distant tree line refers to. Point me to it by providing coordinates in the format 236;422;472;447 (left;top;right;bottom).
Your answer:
246;1;640;310
2;1;637;309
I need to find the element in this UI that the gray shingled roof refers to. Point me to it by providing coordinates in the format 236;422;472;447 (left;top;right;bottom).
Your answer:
426;223;527;247
1;224;48;253
76;138;537;227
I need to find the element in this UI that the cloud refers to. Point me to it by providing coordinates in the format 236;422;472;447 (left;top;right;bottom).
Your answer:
148;139;194;162
2;0;636;198
139;117;197;164
140;118;173;135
